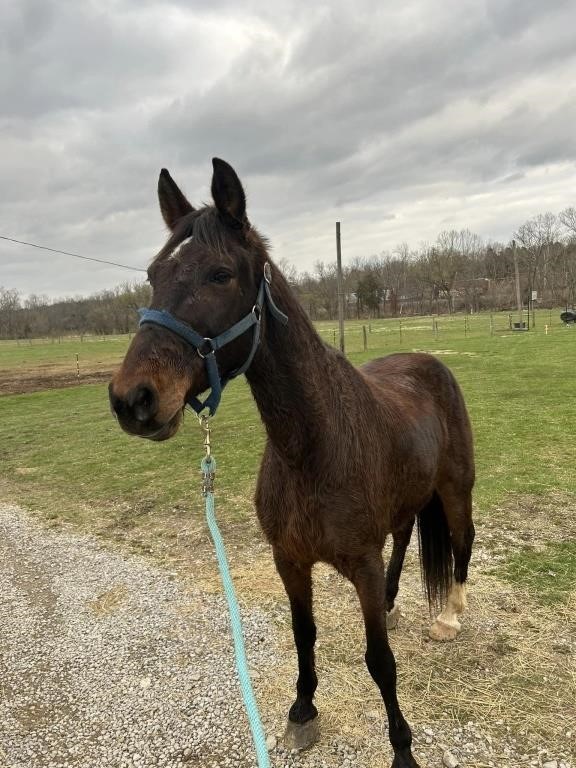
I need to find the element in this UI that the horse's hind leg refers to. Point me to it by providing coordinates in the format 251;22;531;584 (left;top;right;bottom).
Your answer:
273;551;320;751
429;486;475;642
351;552;420;768
385;519;414;629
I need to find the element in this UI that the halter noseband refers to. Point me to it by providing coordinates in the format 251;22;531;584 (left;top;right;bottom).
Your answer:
137;262;288;416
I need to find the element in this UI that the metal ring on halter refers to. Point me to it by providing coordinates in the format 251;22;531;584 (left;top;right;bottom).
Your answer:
252;304;261;321
197;338;215;359
263;262;272;284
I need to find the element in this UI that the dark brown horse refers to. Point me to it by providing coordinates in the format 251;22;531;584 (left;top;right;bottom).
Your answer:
109;159;475;768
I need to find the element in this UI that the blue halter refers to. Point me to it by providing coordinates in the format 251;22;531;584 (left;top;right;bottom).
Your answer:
137;263;288;416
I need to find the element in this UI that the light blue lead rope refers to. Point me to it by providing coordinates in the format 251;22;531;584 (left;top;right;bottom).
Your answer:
201;455;270;768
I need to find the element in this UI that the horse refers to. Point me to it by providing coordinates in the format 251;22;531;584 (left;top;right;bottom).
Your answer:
109;158;475;768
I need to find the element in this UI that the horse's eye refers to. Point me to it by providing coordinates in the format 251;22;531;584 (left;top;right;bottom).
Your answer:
210;270;233;285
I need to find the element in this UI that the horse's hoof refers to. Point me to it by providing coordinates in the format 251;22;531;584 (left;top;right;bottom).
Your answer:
429;618;460;642
283;716;320;751
391;747;421;767
386;604;401;630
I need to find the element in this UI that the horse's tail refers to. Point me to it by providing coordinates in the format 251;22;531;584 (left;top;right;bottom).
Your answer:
416;491;453;611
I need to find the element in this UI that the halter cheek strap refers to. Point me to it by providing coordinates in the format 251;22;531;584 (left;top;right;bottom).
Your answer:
137;263;288;416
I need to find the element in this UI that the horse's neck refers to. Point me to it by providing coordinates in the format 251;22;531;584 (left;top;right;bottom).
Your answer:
246;270;363;470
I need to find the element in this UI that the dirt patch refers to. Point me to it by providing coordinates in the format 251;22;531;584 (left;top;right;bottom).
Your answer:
0;368;113;395
412;348;479;357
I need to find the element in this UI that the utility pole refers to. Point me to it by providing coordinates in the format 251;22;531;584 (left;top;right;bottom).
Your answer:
336;222;345;353
513;239;523;328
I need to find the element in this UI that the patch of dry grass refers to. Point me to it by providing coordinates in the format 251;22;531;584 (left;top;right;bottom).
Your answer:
212;496;576;767
88;583;130;616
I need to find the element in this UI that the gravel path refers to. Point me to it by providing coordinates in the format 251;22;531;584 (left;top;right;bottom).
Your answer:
0;503;305;768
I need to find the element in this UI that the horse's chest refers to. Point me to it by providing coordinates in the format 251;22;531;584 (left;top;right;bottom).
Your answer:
256;483;324;554
255;467;373;564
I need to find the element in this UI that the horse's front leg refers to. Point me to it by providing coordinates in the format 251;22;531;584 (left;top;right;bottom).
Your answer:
273;550;320;751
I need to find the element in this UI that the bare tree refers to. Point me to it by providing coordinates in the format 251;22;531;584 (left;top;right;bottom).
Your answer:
416;231;467;313
0;287;21;337
277;257;299;287
515;213;562;299
379;245;412;316
560;207;576;240
556;210;576;306
313;261;338;319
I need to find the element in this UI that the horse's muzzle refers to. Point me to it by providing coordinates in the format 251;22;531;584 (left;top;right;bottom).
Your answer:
108;382;182;440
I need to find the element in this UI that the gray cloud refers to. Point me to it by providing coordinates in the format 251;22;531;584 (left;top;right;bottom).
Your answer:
0;1;177;118
1;0;575;298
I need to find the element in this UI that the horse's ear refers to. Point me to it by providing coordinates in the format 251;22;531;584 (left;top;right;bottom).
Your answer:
211;158;247;229
157;169;194;231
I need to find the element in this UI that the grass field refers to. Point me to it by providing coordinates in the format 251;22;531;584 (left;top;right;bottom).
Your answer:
2;310;576;522
1;311;575;766
0;333;130;372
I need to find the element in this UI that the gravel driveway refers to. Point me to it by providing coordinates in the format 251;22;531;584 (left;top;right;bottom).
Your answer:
1;503;349;768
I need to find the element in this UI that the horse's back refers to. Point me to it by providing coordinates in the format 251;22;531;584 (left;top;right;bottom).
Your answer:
360;352;467;415
360;352;475;488
361;351;456;389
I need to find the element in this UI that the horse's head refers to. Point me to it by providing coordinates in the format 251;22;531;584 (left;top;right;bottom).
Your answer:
109;158;272;440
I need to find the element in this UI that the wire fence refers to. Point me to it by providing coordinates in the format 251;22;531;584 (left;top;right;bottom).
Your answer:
316;308;571;355
0;333;132;348
1;308;574;385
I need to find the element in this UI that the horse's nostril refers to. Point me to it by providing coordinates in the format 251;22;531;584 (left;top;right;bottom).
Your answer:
108;383;158;426
108;385;124;417
128;385;157;423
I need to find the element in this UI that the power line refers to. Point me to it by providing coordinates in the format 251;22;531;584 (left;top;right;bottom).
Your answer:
0;235;147;273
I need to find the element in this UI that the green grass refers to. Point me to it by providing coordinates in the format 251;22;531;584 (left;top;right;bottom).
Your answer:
498;541;576;605
0;378;262;531
1;310;576;558
315;306;564;354
0;334;130;373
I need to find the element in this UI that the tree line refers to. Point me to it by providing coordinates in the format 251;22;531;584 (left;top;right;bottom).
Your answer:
1;208;575;339
0;283;151;340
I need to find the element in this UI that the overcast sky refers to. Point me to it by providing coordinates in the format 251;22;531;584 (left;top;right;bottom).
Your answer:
1;0;575;299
